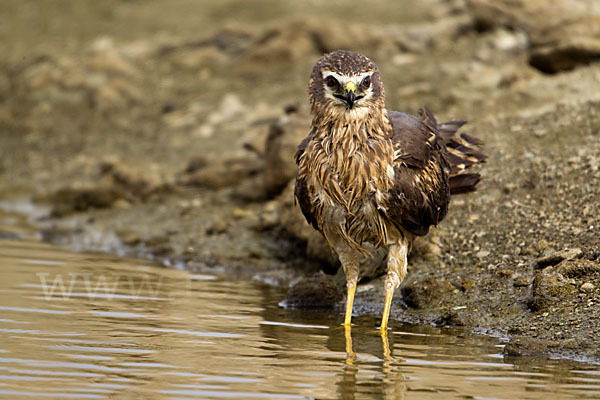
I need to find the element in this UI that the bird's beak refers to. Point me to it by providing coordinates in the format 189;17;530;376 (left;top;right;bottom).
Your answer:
345;82;356;109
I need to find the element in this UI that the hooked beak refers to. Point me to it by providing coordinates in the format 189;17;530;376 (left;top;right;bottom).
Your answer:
345;82;356;109
333;81;364;110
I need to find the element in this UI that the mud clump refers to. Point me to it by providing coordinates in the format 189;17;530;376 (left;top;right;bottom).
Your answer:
41;160;170;217
528;17;600;73
556;259;600;278
401;276;456;309
262;105;310;197
467;0;600;73
528;267;576;312
535;248;583;269
178;155;263;190
45;186;122;217
284;272;343;308
528;258;600;312
503;337;563;358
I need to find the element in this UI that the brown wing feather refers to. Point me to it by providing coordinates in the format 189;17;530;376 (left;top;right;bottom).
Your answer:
385;109;451;237
385;108;485;236
294;134;312;164
294;176;321;232
294;134;321;232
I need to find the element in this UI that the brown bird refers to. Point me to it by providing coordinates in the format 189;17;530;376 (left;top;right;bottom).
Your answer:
295;50;485;331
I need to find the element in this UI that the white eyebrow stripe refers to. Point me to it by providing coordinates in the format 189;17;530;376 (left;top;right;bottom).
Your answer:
321;71;373;81
321;71;346;84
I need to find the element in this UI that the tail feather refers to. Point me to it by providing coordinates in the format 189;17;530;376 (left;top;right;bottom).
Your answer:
449;173;481;195
438;120;467;141
435;115;486;195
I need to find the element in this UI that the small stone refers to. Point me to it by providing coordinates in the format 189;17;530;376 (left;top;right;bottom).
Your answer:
581;282;595;293
145;235;169;246
513;276;531;287
232;208;254;219
113;198;131;209
476;250;490;258
117;229;142;246
184;156;208;173
206;219;229;235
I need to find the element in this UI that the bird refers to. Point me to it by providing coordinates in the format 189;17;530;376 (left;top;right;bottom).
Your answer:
294;50;486;332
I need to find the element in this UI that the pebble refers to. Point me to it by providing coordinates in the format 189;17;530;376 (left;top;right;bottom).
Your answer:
476;250;490;258
232;208;254;219
581;282;595;293
513;276;531;287
117;229;142;245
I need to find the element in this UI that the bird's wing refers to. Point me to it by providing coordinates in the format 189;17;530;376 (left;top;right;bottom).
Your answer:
294;134;311;164
294;134;321;232
384;109;451;236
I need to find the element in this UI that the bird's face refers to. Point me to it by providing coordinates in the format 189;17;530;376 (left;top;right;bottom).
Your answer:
309;50;384;122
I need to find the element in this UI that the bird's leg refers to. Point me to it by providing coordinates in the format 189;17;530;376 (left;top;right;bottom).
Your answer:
380;239;409;332
343;263;359;326
335;248;360;327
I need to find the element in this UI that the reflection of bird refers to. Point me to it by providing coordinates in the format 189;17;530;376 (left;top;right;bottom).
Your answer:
295;50;485;331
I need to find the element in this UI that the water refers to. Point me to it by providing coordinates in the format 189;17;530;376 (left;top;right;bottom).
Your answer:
1;238;600;399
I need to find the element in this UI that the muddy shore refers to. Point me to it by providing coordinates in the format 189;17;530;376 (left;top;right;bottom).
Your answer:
1;0;599;363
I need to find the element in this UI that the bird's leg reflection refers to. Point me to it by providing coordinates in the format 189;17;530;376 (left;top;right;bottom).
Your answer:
380;331;406;399
381;329;392;361
344;324;356;364
340;324;359;399
345;322;392;362
339;323;406;399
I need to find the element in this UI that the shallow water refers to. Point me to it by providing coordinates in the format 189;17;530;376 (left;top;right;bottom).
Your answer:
1;238;600;399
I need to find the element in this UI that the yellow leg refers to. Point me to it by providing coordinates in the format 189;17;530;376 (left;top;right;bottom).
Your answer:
381;238;409;332
380;288;394;332
344;282;356;326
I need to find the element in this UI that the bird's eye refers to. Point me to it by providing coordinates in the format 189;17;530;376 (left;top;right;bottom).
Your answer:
361;76;371;88
325;76;339;89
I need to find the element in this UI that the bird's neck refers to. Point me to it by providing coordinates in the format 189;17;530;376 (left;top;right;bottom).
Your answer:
312;105;392;144
301;108;395;209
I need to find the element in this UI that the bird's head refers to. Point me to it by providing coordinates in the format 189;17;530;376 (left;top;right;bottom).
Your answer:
308;50;384;122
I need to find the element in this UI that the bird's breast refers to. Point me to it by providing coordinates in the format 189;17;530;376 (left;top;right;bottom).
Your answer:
308;169;394;249
299;119;397;249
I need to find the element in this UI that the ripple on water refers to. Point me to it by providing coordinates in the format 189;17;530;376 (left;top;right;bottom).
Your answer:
0;238;600;399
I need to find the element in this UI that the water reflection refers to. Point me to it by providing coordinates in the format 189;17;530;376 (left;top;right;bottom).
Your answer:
340;326;406;399
0;237;599;399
